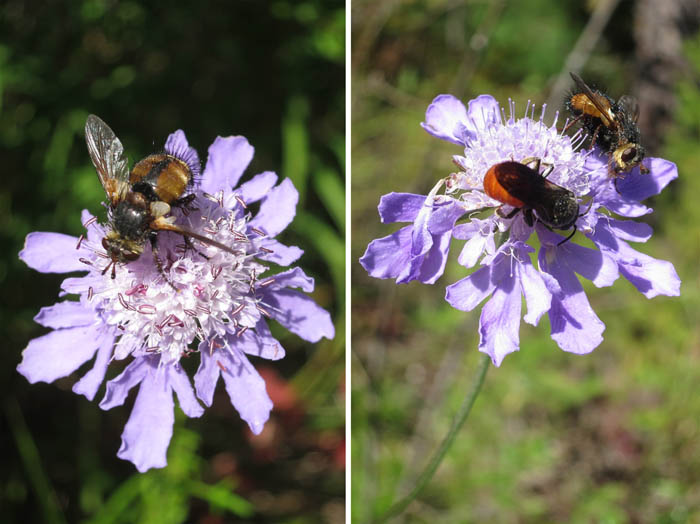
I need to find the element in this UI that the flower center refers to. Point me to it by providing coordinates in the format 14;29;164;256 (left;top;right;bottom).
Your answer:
87;193;271;364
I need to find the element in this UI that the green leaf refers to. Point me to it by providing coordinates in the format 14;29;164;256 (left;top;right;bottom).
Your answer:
313;167;345;230
187;480;254;517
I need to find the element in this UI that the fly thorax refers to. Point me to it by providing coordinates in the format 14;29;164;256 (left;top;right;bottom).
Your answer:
113;196;151;240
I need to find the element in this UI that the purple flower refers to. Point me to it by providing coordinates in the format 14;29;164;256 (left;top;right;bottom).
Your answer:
18;129;334;472
363;93;680;366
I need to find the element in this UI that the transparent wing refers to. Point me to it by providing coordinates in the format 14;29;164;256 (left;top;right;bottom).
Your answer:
85;114;130;204
618;94;640;123
569;72;615;127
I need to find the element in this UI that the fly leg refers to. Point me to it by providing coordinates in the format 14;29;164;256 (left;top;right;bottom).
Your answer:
182;234;210;261
150;234;178;291
172;193;198;216
562;114;583;133
589;124;602;150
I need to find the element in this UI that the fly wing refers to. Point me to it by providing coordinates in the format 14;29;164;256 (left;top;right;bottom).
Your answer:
569;72;615;127
617;94;640;123
85;114;130;205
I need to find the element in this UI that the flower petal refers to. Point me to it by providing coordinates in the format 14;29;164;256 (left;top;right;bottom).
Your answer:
249;178;298;237
72;332;115;401
218;349;273;435
260;288;334;342
17;326;106;384
445;265;495;312
466;95;502;133
397;228;452;284
255;239;304;266
519;253;551;326
201;135;254;194
377;193;427;223
539;247;605;355
421;94;469;145
20;232;84;273
34;301;96;329
100;357;150;410
538;227;619;288
60;274;103;297
168;364;204;418
236;171;278;204
590;221;681;297
606;218;652;243
618;254;681;298
117;365;174;472
243;319;286;360
165;129;201;179
359;227;412;281
478;270;521;367
265;266;315;293
616;157;678;201
194;340;221;407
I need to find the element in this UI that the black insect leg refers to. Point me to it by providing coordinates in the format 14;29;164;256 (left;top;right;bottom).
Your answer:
589;124;602;150
182;234;210;261
557;226;577;246
150;234;178;291
562;114;583;133
171;193;198;217
493;206;521;233
496;206;521;220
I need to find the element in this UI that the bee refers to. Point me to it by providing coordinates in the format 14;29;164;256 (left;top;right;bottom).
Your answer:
85;114;235;282
566;72;648;176
483;157;582;245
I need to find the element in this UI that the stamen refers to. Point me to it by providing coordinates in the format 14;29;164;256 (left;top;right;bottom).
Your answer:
233;231;248;242
235;195;247;209
83;216;98;228
118;293;134;311
231;303;245;316
256;304;271;317
216;360;227;372
76;234;85;250
138;304;156;315
167;316;184;328
79;258;93;266
125;283;148;296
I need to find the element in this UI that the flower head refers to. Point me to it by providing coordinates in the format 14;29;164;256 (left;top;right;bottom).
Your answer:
18;128;334;472
362;93;680;366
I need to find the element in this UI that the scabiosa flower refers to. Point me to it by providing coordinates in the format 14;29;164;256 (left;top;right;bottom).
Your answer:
18;128;334;472
362;93;680;366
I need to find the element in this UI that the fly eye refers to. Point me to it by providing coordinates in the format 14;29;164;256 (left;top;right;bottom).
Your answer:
621;147;637;162
124;252;140;261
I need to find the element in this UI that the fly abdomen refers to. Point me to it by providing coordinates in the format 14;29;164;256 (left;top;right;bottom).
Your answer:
130;153;192;204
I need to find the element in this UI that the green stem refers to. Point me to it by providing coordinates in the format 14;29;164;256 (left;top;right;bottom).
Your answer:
374;353;491;523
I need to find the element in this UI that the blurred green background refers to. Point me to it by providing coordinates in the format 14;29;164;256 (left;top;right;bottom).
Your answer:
1;1;344;523
352;0;699;522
